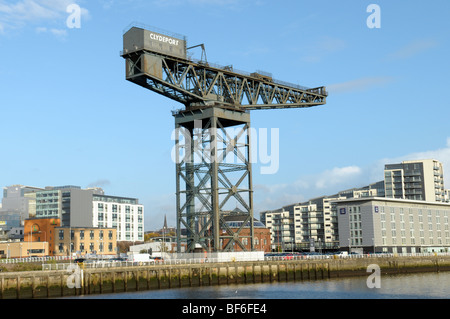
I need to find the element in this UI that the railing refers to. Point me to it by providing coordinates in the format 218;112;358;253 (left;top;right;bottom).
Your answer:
37;252;450;271
0;256;71;264
41;258;230;271
264;252;450;261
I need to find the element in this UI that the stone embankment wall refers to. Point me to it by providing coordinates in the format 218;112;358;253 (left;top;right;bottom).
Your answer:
1;255;449;299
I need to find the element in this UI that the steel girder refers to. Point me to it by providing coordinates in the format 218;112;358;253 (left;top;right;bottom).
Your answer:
122;50;327;111
174;108;253;252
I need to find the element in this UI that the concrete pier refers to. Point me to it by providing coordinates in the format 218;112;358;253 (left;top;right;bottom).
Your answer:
1;255;449;299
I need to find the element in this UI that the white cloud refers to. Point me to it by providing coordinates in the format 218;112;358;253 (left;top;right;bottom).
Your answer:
151;0;259;10
300;36;346;63
314;166;362;189
0;0;89;33
379;137;450;186
35;26;67;38
327;76;395;94
253;165;366;213
387;38;438;60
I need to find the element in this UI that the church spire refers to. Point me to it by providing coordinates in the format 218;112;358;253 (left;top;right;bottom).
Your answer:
163;214;168;232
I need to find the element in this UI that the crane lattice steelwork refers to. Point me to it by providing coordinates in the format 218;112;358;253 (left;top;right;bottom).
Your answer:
121;24;327;253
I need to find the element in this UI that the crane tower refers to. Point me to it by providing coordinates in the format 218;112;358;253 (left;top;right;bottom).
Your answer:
121;24;327;253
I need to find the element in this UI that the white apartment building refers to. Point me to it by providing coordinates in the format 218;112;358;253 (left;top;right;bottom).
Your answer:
92;194;144;242
384;159;448;202
261;194;347;252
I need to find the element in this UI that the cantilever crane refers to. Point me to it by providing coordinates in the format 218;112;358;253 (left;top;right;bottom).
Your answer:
121;24;327;253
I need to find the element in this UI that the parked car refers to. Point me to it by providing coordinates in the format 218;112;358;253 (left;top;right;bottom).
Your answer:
282;253;294;260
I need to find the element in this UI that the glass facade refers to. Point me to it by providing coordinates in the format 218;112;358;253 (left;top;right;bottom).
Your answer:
35;190;61;218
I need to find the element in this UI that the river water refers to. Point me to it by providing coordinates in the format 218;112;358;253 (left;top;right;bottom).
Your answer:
70;271;450;299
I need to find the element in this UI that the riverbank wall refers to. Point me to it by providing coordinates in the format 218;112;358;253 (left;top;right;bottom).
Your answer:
1;255;449;299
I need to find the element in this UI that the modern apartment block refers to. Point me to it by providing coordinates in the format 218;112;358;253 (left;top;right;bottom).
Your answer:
92;194;144;242
384;159;447;202
260;159;450;253
336;197;450;253
35;186;105;226
260;182;384;251
261;197;336;252
32;185;144;242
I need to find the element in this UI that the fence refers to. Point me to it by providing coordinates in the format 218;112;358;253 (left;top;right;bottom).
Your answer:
264;252;450;261
1;256;71;265
39;251;450;271
41;256;260;271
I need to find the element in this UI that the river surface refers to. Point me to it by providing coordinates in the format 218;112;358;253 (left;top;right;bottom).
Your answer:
69;271;449;299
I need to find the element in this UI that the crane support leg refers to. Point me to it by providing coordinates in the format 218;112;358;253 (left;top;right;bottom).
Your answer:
174;107;254;253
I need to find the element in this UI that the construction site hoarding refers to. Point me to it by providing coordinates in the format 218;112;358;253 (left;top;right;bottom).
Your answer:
123;27;187;60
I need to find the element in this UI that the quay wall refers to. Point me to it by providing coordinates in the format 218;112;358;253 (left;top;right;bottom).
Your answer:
1;255;449;299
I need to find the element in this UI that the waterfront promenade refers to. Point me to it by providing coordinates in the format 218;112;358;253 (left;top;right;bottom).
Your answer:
1;253;449;299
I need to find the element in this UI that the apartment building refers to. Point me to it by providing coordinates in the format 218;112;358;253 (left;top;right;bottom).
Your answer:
261;196;343;251
35;185;104;226
336;197;450;254
384;159;447;202
260;182;386;252
92;194;144;242
260;159;450;252
33;185;144;242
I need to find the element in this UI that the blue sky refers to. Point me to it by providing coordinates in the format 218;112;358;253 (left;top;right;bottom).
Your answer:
1;0;450;231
